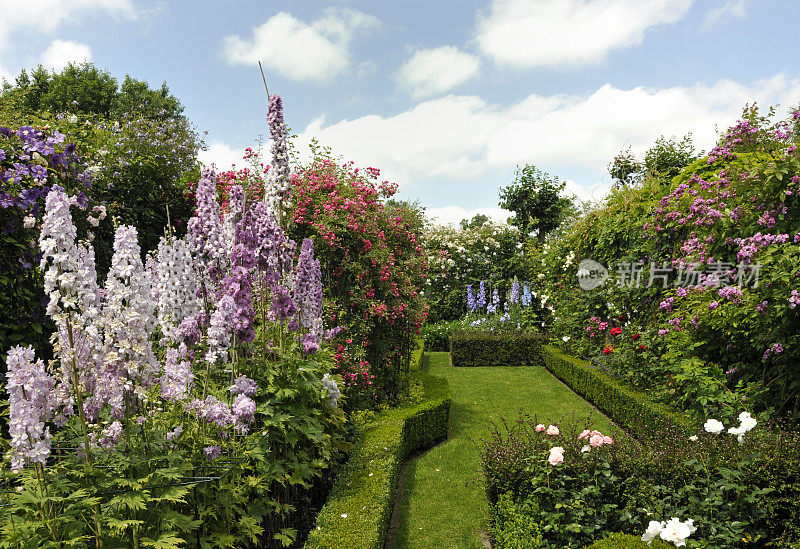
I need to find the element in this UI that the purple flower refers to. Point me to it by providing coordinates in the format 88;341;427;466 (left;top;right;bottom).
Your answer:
98;421;123;449
204;445;222;460
790;290;799;309
232;394;256;427
756;300;768;314
269;284;297;323
166;425;184;441
510;281;520;304
186;396;234;428
477;280;486;310
161;347;194;400
6;345;59;471
230;375;258;398
709;301;719;310
295;238;323;333
466;284;476;312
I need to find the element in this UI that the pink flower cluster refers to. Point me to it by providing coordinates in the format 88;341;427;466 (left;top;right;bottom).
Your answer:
579;429;614;448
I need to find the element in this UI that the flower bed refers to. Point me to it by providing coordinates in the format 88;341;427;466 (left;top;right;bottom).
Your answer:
450;331;544;367
304;342;452;549
482;410;800;547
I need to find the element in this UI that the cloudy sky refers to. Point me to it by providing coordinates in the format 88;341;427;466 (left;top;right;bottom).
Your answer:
2;0;799;225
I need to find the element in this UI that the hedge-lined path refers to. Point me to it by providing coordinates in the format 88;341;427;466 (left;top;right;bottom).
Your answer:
389;352;619;549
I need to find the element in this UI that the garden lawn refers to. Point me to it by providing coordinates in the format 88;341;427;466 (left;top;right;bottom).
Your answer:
391;352;620;549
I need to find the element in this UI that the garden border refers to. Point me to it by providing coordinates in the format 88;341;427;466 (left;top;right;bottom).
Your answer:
540;345;697;439
450;331;544;367
304;341;451;549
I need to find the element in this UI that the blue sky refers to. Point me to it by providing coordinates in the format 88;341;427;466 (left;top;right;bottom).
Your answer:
2;0;800;224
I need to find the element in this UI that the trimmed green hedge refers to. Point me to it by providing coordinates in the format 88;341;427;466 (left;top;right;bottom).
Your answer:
450;331;543;367
540;345;696;439
304;343;451;549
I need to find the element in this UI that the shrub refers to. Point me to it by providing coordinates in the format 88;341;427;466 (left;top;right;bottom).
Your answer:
490;492;544;549
482;410;800;547
304;358;451;549
540;345;696;439
587;532;671;548
450;331;543;367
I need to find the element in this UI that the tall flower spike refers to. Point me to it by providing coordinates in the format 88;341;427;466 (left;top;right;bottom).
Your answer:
103;225;160;392
295;238;323;333
267;94;291;197
6;346;58;472
152;234;201;343
187;169;228;281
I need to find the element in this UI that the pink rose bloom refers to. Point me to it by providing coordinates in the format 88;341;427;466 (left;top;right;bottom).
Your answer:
589;433;605;447
546;425;560;436
578;429;591;440
603;435;614;445
535;424;545;432
548;446;564;466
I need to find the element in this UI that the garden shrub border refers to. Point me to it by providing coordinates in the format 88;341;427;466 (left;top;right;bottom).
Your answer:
304;340;451;549
450;331;544;367
540;345;697;439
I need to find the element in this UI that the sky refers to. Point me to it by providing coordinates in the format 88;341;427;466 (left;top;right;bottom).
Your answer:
2;0;800;225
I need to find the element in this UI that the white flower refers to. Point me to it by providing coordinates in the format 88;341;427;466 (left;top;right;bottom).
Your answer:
659;517;694;546
641;520;665;544
67;114;78;123
23;216;36;229
703;419;724;434
562;336;571;342
739;412;757;432
581;445;591;453
547;446;564;466
688;435;698;442
546;425;560;436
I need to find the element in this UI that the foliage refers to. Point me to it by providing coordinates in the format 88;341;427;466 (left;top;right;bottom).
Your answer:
526;104;800;421
541;346;696;440
498;165;574;243
450;331;544;367
1;157;347;548
482;411;800;547
422;220;524;322
290;151;427;407
304;346;451;549
5;63;185;121
0;125;93;370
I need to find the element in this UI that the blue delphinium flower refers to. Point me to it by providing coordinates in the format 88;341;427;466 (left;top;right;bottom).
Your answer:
466;284;476;312
477;280;486;310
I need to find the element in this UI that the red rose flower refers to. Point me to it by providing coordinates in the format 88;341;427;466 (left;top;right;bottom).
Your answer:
603;347;613;354
610;327;622;336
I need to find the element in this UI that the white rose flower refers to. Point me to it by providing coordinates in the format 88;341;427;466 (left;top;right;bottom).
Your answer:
703;419;724;434
641;520;665;544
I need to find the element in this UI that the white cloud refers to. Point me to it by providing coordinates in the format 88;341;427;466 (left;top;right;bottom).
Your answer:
0;0;136;46
395;46;480;98
40;40;92;72
427;205;511;227
220;8;379;83
198;141;251;172
704;0;748;27
475;0;693;68
296;73;800;191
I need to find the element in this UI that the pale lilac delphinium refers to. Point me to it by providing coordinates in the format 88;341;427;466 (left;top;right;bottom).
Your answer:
161;346;195;401
252;201;295;284
223;184;247;258
267;94;291;199
187;169;228;282
186;396;234;429
97;421;123;449
206;295;237;365
269;284;297;323
204;445;222;461
231;393;256;433
6;345;59;471
103;225;160;391
39;186;101;394
295;238;324;351
230;375;258;398
321;373;341;408
151;234;201;343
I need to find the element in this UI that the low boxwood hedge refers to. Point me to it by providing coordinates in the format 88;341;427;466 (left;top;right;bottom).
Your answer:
304;342;451;549
450;331;543;367
586;533;671;548
540;345;696;439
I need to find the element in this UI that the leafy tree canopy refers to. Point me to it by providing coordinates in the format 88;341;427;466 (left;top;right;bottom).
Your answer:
498;165;573;243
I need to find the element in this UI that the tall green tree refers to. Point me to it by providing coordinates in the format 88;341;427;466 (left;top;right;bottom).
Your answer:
498;165;573;243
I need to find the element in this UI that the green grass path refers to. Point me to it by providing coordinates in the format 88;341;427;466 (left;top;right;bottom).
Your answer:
391;352;618;549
